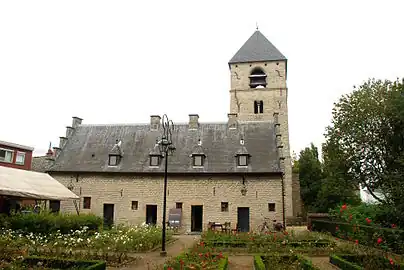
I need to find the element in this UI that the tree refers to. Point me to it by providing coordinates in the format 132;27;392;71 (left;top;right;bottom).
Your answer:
298;143;323;211
315;141;361;212
324;78;404;212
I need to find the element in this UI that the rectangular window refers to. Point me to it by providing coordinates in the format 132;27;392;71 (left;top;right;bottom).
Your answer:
0;148;13;163
108;155;119;166
268;203;276;212
221;202;229;212
193;155;203;166
259;100;264;113
176;202;183;209
131;201;138;210
238;155;248;166
83;197;91;209
15;152;26;165
150;156;159;166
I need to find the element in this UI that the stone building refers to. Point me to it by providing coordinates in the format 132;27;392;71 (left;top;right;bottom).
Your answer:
43;30;296;233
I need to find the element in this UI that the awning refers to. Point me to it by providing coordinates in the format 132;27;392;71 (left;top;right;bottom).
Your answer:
0;166;79;200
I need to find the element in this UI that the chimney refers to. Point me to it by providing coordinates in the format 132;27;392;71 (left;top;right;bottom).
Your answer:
66;126;75;138
59;136;68;149
188;114;199;130
150;115;161;131
45;142;54;160
53;146;61;158
72;116;83;129
227;113;238;129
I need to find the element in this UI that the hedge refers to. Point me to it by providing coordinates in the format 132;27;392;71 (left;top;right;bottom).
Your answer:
18;256;106;269
311;219;404;253
329;254;404;269
0;212;103;234
254;254;319;270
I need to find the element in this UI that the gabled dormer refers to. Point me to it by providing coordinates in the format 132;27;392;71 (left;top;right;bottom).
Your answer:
108;140;123;166
191;139;206;167
235;139;251;167
149;142;162;167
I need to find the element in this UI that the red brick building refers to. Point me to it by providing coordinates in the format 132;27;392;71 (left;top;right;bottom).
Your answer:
0;140;34;170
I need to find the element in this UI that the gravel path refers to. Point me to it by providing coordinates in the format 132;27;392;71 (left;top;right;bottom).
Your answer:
107;235;200;270
310;256;340;270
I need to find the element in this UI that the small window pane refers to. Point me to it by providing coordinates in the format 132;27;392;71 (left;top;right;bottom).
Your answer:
193;155;203;166
109;155;117;166
132;201;138;210
16;152;25;165
268;203;276;212
83;197;91;209
221;202;229;212
238;155;248;166
176;202;183;209
0;149;13;163
150;156;159;166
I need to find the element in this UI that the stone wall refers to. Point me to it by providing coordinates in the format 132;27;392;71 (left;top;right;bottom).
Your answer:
228;60;293;219
52;173;284;232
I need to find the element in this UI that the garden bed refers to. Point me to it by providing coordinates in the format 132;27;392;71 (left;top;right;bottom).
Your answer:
329;254;404;269
2;256;106;269
254;254;319;270
164;240;228;269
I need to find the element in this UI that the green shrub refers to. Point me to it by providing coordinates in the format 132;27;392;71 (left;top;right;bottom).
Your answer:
0;211;102;234
311;219;404;254
329;254;404;269
20;256;106;270
254;255;265;270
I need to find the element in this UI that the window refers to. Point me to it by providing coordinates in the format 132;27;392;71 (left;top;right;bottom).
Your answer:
176;202;183;209
193;155;204;166
83;197;91;209
50;200;61;213
268;203;276;212
237;155;249;166
249;67;267;88
254;100;264;114
15;152;26;165
221;202;229;212
150;155;160;166
131;201;138;210
108;155;120;166
0;148;13;163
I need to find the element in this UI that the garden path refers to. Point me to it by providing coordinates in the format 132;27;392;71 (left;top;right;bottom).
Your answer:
107;234;200;270
309;256;340;270
227;256;254;270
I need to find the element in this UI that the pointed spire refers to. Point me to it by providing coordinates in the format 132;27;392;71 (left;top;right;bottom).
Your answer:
229;30;286;64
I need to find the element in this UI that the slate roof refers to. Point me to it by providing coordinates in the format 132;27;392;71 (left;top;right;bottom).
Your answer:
32;156;54;173
49;122;281;174
229;30;286;64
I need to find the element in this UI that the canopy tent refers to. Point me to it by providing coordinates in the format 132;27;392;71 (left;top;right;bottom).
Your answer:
0;166;79;200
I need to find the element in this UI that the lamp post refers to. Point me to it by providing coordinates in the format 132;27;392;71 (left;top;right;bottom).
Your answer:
157;114;175;257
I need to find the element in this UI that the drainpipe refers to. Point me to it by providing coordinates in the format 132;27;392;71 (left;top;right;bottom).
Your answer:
281;173;286;228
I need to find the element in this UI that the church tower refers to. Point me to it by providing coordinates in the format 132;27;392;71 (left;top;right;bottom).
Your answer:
228;30;293;219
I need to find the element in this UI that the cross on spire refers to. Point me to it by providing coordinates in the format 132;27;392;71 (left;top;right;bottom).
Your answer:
256;22;259;31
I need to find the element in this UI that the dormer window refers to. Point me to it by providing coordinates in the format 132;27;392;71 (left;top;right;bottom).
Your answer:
237;154;249;166
150;155;160;167
193;155;205;167
249;67;267;88
109;154;121;166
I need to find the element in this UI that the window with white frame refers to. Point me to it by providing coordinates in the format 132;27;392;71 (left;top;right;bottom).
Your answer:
16;152;26;165
0;148;14;163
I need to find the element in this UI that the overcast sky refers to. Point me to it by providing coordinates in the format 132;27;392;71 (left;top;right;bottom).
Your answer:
1;0;403;157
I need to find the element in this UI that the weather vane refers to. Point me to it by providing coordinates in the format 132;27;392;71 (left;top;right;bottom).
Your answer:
256;22;259;31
